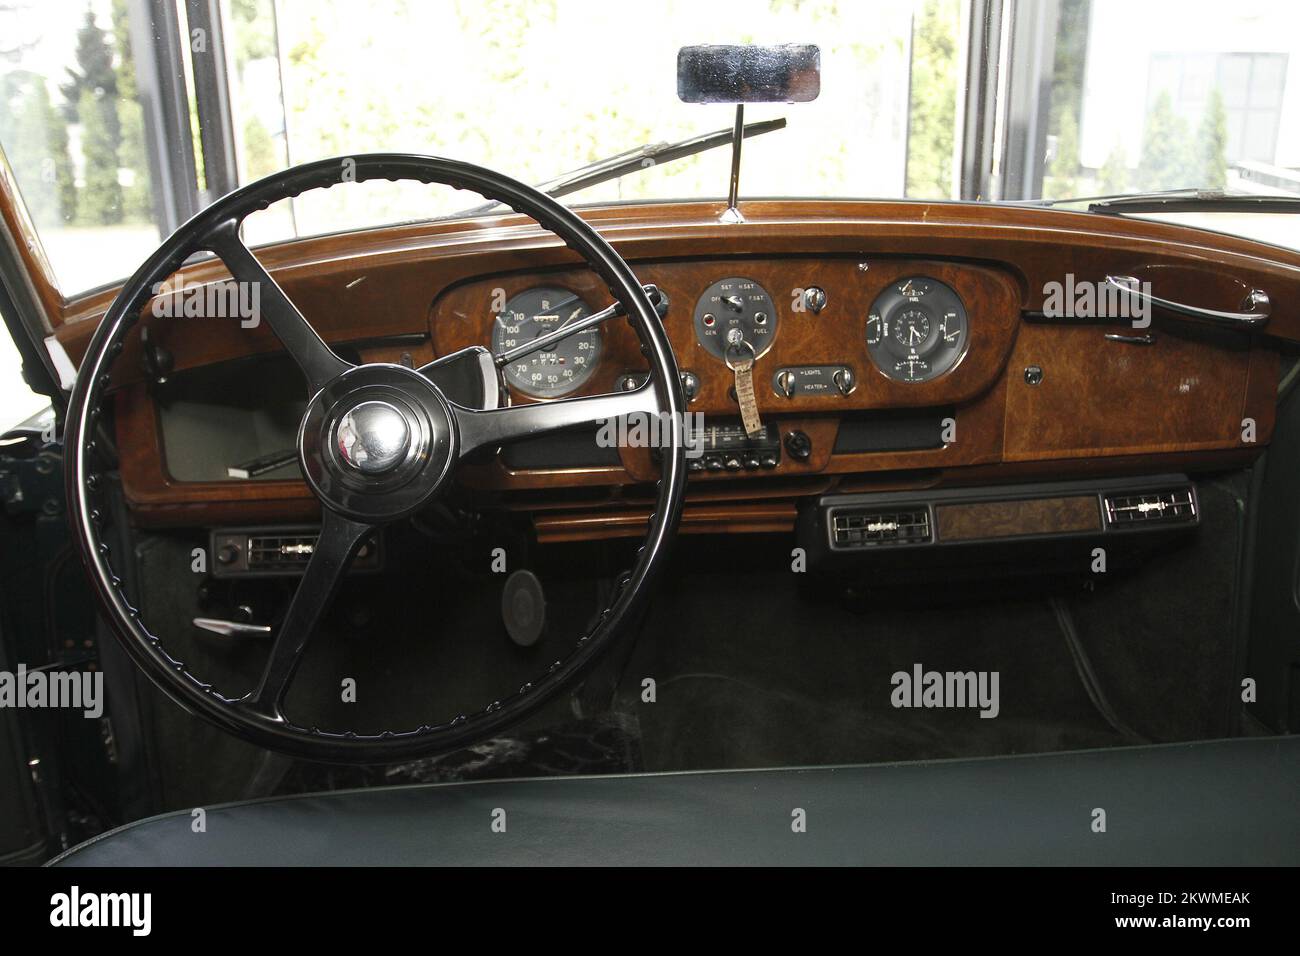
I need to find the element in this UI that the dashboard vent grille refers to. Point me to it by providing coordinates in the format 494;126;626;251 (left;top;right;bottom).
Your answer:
247;533;318;571
832;507;932;548
1103;487;1197;527
210;527;381;578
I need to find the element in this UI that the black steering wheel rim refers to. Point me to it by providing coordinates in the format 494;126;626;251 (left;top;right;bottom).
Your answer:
65;153;687;762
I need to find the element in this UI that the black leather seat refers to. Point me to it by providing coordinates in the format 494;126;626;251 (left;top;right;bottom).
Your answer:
50;736;1299;866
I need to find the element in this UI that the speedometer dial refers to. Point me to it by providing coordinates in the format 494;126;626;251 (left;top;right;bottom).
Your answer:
491;287;603;398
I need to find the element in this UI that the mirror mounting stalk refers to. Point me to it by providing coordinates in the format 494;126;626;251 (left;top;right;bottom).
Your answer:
724;105;746;223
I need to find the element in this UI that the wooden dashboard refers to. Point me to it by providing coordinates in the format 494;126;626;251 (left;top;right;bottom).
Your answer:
48;199;1300;537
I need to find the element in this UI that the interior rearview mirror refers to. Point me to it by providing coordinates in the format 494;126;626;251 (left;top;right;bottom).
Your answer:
677;44;821;104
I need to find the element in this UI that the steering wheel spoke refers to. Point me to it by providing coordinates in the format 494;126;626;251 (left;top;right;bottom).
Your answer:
450;381;663;458
205;220;352;393
240;509;373;722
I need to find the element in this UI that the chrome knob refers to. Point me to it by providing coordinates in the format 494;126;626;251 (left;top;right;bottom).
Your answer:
833;367;855;395
680;371;700;400
776;369;797;398
802;286;827;314
335;400;410;474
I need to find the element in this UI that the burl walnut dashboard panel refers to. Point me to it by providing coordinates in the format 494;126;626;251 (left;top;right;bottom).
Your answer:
435;257;1019;489
49;199;1295;532
433;258;1019;413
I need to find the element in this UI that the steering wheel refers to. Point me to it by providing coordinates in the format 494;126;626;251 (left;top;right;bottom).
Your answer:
64;154;687;762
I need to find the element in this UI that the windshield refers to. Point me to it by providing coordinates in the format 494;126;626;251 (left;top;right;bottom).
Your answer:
1;0;1298;300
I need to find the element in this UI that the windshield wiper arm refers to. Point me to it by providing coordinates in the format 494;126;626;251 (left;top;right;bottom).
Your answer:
538;118;786;200
1012;188;1300;215
454;118;787;217
1085;191;1300;215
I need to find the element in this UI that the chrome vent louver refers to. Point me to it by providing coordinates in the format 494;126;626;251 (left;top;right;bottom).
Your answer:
1103;487;1197;527
832;507;932;548
210;527;381;578
246;533;318;570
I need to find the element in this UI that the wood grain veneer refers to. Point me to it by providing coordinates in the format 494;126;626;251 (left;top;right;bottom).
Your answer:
934;496;1101;542
50;199;1285;529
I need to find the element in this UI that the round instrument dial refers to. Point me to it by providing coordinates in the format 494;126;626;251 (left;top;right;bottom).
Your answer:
892;309;930;347
866;277;969;383
693;277;777;362
491;287;603;398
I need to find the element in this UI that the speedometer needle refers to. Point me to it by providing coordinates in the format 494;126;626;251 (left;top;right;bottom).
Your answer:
493;284;665;367
535;292;582;318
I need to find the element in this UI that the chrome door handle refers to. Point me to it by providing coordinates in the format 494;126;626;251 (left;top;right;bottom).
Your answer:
1104;332;1156;345
1104;276;1270;329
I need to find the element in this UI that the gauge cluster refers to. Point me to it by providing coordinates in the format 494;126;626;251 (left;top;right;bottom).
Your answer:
467;265;983;411
490;286;603;398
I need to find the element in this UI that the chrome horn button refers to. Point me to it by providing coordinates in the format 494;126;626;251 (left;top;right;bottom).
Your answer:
299;364;456;523
335;400;411;474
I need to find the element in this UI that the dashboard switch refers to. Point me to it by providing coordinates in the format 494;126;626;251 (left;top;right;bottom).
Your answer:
681;370;700;400
618;369;699;401
785;430;813;462
771;364;854;398
802;286;827;314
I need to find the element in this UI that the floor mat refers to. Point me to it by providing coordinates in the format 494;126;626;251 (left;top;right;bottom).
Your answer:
1060;477;1246;742
614;567;1131;771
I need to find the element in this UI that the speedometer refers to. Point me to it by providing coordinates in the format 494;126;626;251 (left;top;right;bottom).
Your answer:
491;287;603;398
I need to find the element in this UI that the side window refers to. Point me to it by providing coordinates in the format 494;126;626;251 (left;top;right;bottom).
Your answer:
1036;0;1296;201
0;3;162;295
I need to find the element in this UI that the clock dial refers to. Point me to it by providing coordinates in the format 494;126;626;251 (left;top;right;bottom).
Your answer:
865;277;969;383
